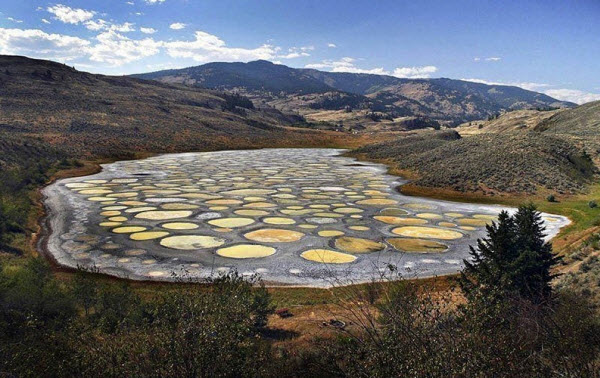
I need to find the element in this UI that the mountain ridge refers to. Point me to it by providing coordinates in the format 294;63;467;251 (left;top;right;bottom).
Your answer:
132;60;574;126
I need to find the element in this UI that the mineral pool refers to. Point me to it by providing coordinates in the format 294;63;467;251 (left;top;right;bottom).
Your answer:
42;149;570;287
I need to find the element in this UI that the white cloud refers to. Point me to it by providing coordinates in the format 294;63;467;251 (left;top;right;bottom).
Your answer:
278;46;313;59
305;58;437;77
144;0;165;3
140;27;156;34
474;56;501;62
0;27;90;61
84;19;108;31
393;65;438;78
305;57;388;75
279;51;306;59
87;30;160;65
47;4;95;25
169;22;186;30
327;43;336;48
461;78;599;105
84;20;135;33
461;78;551;91
544;89;600;105
0;27;280;68
164;30;277;63
7;17;23;23
109;22;136;33
41;19;51;24
126;1;134;5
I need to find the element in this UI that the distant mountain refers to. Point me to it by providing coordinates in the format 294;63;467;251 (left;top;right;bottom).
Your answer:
139;60;332;93
0;55;347;159
133;60;575;126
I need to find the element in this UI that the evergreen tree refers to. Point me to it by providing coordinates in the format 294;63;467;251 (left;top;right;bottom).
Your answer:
510;204;561;303
460;205;560;304
0;205;9;246
460;210;517;299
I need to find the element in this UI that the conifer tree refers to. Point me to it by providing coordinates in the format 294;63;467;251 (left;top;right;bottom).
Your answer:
460;205;560;304
460;210;516;299
510;204;561;303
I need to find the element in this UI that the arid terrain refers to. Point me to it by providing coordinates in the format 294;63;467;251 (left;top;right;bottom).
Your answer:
1;55;599;377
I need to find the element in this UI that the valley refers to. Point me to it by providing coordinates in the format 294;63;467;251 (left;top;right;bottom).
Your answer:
0;55;598;377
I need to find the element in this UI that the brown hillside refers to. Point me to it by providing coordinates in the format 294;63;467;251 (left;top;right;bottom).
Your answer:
0;55;367;158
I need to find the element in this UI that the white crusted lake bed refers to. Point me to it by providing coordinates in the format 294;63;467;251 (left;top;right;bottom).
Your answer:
41;149;570;287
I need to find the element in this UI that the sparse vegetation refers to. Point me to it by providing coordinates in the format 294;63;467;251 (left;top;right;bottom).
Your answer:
536;100;600;161
0;262;276;377
0;135;79;252
351;130;596;194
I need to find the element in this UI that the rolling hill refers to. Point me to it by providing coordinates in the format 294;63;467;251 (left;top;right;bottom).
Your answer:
536;100;600;160
351;130;596;195
455;101;600;162
455;109;565;136
133;60;574;126
0;55;362;161
351;100;600;195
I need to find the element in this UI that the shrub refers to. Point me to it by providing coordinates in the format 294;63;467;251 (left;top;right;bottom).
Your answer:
590;201;598;209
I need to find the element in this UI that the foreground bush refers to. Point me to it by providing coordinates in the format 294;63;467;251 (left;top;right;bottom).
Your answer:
0;262;275;377
309;280;600;377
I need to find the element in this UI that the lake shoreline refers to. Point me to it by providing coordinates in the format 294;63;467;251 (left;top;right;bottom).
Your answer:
39;148;571;287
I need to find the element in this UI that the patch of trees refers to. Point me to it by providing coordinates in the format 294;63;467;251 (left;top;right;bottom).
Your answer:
308;93;367;110
220;93;255;111
0;140;79;251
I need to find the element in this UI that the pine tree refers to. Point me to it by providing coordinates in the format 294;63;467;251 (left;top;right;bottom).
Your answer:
460;204;561;304
459;210;516;299
510;204;561;303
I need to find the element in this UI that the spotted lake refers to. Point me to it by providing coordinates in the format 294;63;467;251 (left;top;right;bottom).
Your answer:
41;149;570;287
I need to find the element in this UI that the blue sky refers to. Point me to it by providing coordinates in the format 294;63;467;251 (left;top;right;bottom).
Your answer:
0;0;598;103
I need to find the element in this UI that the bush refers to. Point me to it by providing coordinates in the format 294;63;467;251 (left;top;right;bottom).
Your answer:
547;194;557;202
0;264;277;377
590;201;598;209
